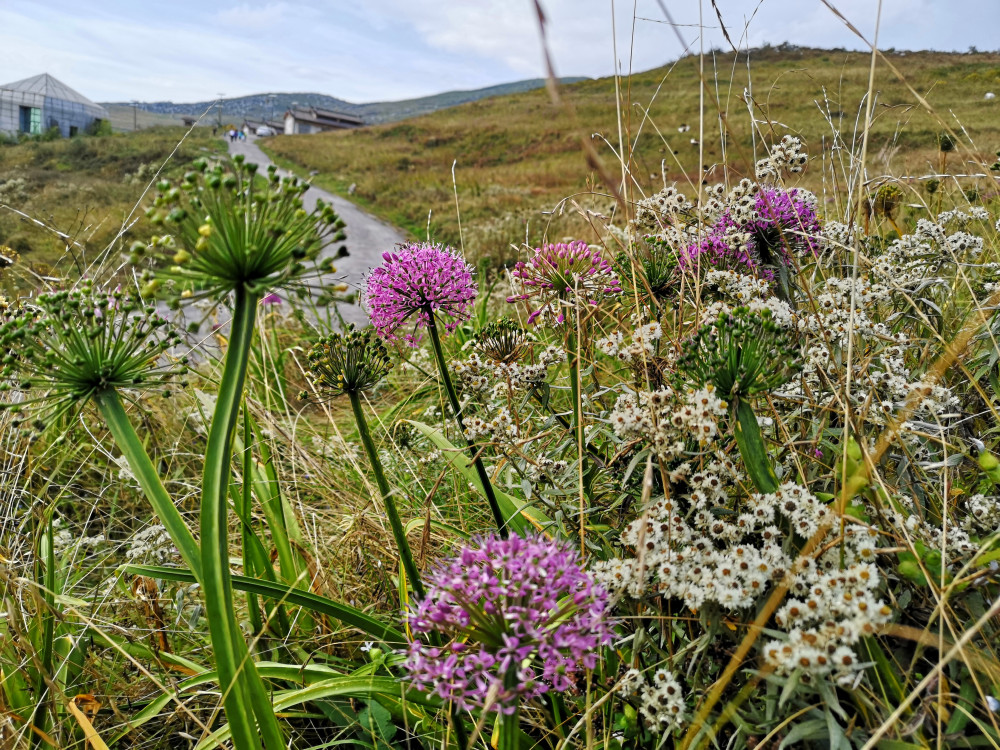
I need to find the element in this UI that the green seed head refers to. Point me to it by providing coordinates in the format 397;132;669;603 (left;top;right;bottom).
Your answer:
304;325;393;398
148;158;346;304
473;318;530;364
677;306;801;401
0;283;186;428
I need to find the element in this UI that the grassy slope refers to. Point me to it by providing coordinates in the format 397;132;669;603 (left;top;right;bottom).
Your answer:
0;126;224;284
105;78;588;127
264;48;1000;264
103;104;192;132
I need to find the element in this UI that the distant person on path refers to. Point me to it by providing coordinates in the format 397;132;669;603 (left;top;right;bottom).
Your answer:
228;128;237;142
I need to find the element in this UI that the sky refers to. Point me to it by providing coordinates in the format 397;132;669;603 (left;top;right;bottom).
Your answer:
1;1;999;104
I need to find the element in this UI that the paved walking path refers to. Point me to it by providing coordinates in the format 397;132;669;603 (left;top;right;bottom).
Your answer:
228;135;405;326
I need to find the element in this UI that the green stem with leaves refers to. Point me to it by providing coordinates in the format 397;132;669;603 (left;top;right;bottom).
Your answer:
348;389;424;598
201;288;284;750
349;388;470;750
426;313;507;537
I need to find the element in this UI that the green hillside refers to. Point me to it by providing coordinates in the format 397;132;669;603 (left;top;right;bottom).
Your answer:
264;47;1000;265
0;126;224;285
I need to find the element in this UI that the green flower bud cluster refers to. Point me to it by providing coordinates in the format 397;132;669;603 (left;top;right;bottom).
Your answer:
139;156;347;304
304;325;392;398
613;239;679;307
677;306;801;402
473;318;530;364
836;436;870;499
978;448;1000;486
0;283;188;430
872;183;903;219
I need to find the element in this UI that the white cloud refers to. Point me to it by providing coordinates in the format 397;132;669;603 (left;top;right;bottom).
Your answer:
1;0;998;103
214;2;296;31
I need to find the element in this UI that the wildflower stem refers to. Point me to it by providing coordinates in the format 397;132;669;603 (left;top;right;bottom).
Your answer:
426;312;508;537
499;707;521;750
499;665;522;750
566;328;591;553
93;388;202;578
200;288;284;750
348;389;425;598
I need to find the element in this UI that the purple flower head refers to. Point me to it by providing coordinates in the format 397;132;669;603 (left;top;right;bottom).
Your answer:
364;242;477;346
261;292;282;306
683;186;821;278
403;533;613;714
506;241;622;326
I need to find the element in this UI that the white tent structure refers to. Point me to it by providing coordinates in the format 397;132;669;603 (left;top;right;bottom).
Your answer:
0;73;109;138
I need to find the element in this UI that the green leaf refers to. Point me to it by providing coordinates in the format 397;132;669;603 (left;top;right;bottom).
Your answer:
778;718;827;749
124;564;406;644
733;400;779;494
945;677;978;735
111;662;345;742
194;676;441;750
863;637;906;704
358;700;397;744
407;420;555;535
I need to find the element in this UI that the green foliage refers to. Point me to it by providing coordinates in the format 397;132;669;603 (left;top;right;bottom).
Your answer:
85;118;113;137
6;42;1000;750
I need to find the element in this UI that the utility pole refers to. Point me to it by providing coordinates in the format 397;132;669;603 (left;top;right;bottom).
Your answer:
217;93;225;128
132;100;138;131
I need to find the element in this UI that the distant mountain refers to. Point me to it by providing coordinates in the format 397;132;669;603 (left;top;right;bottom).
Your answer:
102;78;587;127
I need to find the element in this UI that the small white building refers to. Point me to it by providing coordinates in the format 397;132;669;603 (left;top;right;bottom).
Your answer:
0;73;108;138
283;106;362;135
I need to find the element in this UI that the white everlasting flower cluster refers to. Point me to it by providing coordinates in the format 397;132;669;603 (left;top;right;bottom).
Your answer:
609;385;728;456
821;221;863;253
595;479;887;683
755;135;808;180
417;449;443;466
879;495;979;558
635;186;693;227
52;518;107;554
796;276;892;345
453;346;564;397
870;217;988;289
596;320;663;364
463;406;519;443
937;207;990;227
310;434;362;462
965;494;1000;534
703;270;795;327
524;456;569;483
124;524;176;563
619;667;686;732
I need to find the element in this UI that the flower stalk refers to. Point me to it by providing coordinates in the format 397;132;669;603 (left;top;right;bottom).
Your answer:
348;389;425;597
93;388;201;577
200;289;284;750
426;313;507;536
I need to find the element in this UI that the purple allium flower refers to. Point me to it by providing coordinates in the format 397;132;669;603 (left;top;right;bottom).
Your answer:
261;292;282;305
683;186;821;278
506;241;622;325
403;533;613;714
364;242;477;346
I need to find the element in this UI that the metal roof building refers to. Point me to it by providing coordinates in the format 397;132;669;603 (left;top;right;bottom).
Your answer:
283;106;362;135
0;73;109;138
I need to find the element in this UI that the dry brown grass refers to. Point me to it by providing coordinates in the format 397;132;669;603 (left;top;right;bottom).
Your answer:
264;47;1000;265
